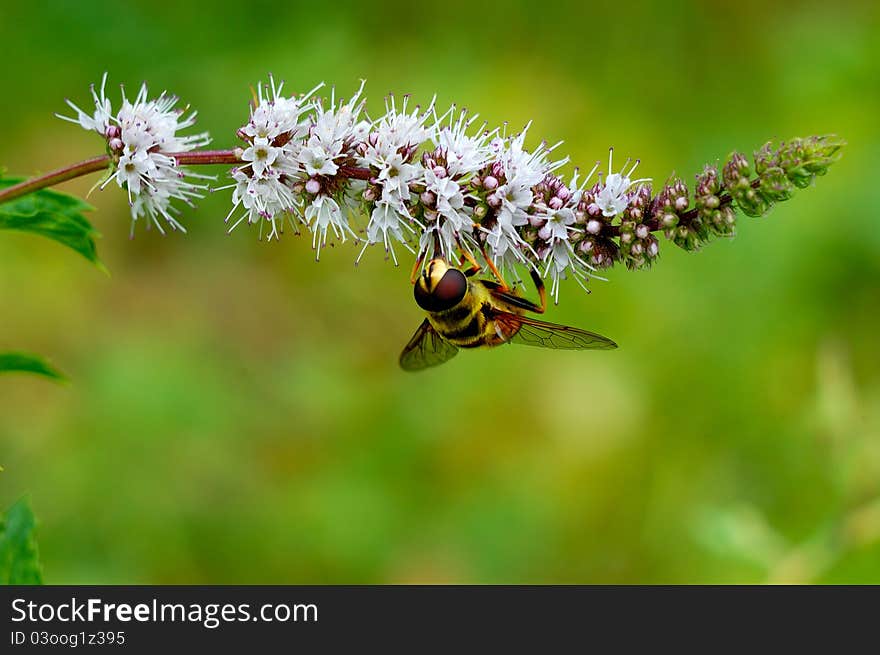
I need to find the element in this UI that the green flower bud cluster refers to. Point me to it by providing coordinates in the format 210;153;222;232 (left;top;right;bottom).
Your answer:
723;151;769;217
651;135;843;255
756;135;844;190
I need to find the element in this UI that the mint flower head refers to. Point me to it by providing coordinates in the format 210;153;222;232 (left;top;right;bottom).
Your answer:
214;77;843;302
0;74;842;314
57;74;211;235
223;75;324;240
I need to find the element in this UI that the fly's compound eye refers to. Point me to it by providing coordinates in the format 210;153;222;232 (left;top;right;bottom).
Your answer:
414;268;468;312
434;268;467;306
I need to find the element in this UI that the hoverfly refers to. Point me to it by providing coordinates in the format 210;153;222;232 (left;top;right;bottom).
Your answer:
399;256;617;371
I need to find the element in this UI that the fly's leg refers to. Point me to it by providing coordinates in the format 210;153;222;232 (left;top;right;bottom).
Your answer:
477;242;509;289
458;248;482;278
528;267;547;314
410;252;425;284
496;270;545;314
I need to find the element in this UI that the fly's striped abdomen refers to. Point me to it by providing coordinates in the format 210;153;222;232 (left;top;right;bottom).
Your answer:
428;302;486;347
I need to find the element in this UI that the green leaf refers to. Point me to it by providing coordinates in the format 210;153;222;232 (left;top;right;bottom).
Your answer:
0;177;103;268
0;351;66;381
0;497;44;585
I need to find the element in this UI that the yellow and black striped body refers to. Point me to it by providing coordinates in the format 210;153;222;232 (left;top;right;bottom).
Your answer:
425;280;517;349
401;257;617;370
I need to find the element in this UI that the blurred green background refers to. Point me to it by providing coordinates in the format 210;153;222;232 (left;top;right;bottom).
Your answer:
1;0;878;583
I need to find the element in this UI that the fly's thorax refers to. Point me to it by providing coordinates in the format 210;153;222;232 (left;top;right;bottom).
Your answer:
427;281;495;347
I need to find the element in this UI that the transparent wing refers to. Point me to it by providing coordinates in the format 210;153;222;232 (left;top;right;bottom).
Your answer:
399;319;460;371
493;312;618;350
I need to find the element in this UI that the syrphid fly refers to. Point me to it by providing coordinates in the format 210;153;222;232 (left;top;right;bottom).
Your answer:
400;257;617;371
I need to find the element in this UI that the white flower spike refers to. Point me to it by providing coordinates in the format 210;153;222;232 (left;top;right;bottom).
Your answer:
58;74;211;234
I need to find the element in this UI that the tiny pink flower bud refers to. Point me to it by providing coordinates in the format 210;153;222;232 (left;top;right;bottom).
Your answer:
483;175;499;190
635;224;649;239
363;187;377;201
631;242;644;255
587;203;602;217
662;212;678;228
529;215;544;227
432;166;447;178
487;193;502;208
305;179;320;194
108;137;124;152
620;232;633;244
674;196;688;211
420;191;436;205
647;240;659;257
549;197;563;210
538;225;552;240
586;219;602;235
557;187;571;202
105;125;121;139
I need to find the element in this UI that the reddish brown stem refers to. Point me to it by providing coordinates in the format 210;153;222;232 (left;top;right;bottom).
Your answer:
0;149;375;207
338;165;372;180
171;150;241;166
0;155;111;205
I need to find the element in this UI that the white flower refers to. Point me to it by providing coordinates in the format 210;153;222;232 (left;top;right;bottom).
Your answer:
116;83;210;153
309;82;369;145
376;152;420;202
481;124;571;264
484;217;533;270
241;137;280;177
368;94;435;160
304;195;355;259
238;75;322;182
595;148;650;217
298;81;368;177
426;168;466;222
542;240;593;304
226;75;326;239
225;168;301;240
359;201;416;265
494;179;534;228
58;73;113;135
543;206;576;242
359;95;434;205
498;123;567;188
242;76;318;143
59;74;211;234
433;108;496;177
417;167;473;259
299;146;339;176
